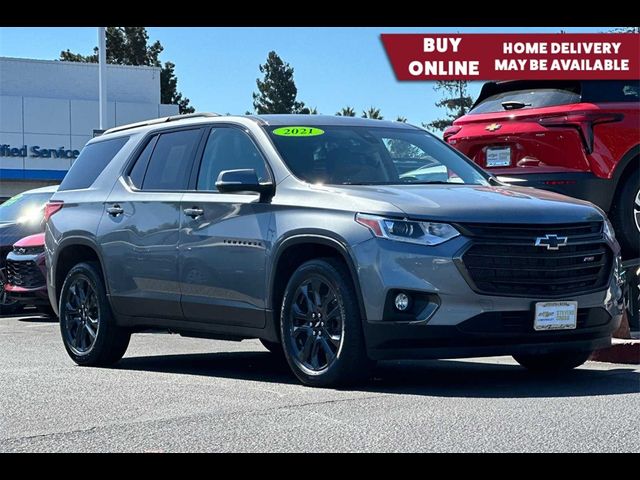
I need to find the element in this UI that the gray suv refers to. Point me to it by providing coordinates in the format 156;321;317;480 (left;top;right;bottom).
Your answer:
45;113;625;387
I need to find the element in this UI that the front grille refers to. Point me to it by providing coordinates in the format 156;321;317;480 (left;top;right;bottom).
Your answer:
0;246;11;268
458;307;611;335
13;246;44;255
6;259;46;288
457;222;612;297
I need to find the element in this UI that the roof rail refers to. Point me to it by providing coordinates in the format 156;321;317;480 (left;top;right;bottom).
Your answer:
103;112;220;135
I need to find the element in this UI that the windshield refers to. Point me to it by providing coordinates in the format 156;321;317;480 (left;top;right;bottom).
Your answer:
266;125;488;186
0;192;53;223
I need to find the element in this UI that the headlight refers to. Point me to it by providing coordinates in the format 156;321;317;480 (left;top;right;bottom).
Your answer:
355;213;459;246
603;218;615;243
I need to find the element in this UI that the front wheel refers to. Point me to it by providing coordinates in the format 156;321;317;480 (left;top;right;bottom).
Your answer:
513;350;592;372
280;258;371;387
59;262;130;366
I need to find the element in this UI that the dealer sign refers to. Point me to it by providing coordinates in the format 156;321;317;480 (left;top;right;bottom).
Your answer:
0;144;80;159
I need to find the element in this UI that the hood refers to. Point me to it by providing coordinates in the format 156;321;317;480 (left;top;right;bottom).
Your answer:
321;184;604;224
14;233;45;248
0;221;44;249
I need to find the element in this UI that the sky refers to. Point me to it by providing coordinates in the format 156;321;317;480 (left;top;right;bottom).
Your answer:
0;26;610;127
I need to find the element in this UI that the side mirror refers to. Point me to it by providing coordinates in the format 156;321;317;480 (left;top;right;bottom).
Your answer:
215;169;274;201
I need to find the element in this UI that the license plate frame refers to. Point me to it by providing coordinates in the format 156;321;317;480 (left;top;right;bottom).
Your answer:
534;301;578;331
486;146;511;167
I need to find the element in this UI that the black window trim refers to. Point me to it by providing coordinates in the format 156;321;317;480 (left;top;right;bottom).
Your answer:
122;125;207;193
189;123;275;194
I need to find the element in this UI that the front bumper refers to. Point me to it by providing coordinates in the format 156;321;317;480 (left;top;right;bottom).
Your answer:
4;251;49;306
4;284;50;305
352;236;624;361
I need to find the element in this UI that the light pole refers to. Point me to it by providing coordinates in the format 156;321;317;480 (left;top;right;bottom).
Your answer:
98;27;107;130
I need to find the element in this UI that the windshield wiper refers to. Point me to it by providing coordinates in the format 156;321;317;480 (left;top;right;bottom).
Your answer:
501;100;531;110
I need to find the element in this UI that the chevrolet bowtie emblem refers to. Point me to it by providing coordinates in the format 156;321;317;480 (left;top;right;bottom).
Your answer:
485;123;502;132
535;234;568;251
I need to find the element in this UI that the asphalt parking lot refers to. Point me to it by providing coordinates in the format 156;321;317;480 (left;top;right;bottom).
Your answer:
1;311;638;453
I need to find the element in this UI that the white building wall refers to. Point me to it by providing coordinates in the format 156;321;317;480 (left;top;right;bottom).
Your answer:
0;57;179;197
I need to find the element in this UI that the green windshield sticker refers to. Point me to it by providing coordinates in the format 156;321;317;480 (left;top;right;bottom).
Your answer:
273;127;324;137
1;193;23;208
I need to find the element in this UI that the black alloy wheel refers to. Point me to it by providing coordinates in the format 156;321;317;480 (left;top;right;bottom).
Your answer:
288;276;344;372
280;258;371;387
59;262;130;366
62;275;100;355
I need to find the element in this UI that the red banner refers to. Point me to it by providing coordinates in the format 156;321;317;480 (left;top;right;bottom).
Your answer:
381;33;640;80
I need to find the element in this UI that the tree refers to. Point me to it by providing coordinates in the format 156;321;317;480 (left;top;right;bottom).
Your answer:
336;106;356;117
362;107;383;120
306;107;318;114
609;27;639;33
160;61;194;114
396;116;407;123
252;51;308;114
59;27;194;114
425;80;473;132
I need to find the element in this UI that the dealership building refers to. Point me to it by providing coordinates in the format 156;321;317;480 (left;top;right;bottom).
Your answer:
0;57;179;198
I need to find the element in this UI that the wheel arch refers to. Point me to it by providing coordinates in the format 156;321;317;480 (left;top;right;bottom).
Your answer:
611;144;640;202
53;237;108;310
268;234;368;339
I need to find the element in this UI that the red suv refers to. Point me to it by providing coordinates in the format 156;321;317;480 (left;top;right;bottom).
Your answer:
445;80;639;258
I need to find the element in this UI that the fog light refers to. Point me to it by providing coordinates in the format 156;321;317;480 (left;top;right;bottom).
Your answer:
394;292;410;311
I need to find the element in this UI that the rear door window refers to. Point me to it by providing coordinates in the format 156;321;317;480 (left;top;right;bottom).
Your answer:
140;129;202;191
58;136;129;191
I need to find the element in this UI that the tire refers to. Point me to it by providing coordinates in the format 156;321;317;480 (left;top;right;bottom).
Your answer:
259;338;282;355
513;350;592;372
610;168;639;258
280;257;371;387
59;261;130;366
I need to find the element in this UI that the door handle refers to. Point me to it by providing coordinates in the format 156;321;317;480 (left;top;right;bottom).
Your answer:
184;207;204;218
107;205;124;216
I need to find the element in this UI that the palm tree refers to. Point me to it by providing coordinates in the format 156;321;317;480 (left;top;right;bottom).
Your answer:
307;107;318;114
396;116;407;123
362;107;383;120
336;106;356;117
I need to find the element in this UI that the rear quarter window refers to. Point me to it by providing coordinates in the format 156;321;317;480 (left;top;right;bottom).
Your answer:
58;136;129;191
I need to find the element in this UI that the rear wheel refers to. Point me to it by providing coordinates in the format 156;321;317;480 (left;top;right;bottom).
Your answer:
59;262;130;366
513;350;592;372
610;169;639;258
280;258;371;387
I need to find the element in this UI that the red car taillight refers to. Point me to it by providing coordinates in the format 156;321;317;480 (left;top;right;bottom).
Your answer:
443;125;461;141
44;201;64;222
538;112;623;154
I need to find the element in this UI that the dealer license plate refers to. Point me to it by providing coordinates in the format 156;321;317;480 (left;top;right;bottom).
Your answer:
486;147;511;167
534;301;578;331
